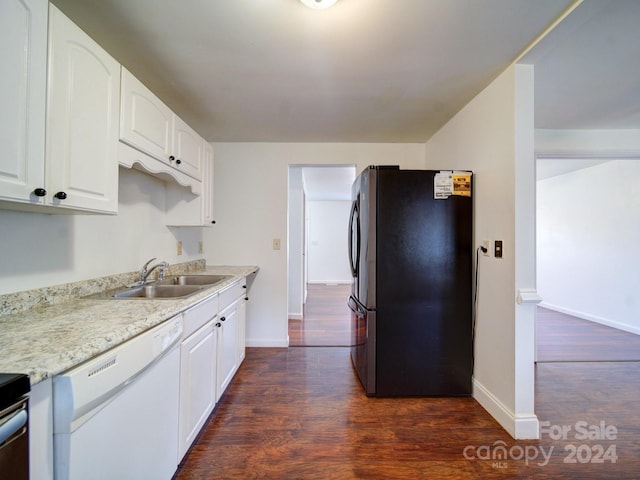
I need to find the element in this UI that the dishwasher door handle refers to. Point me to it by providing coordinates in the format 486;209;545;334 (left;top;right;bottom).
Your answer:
0;408;27;445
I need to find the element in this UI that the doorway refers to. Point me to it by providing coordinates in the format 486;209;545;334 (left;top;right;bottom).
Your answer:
535;157;640;363
287;165;356;346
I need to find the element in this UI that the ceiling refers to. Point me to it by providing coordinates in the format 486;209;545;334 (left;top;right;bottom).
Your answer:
521;0;640;130
302;166;355;201
51;0;585;143
50;0;640;190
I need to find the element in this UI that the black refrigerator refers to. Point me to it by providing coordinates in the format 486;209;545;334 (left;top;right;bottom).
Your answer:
348;165;473;397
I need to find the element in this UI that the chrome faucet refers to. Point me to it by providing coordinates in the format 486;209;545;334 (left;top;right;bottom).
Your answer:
139;258;169;284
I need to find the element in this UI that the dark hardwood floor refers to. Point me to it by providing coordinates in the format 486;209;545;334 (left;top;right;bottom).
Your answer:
536;307;640;362
288;283;351;347
174;288;640;479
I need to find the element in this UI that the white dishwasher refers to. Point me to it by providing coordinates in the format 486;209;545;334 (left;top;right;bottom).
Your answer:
53;316;182;480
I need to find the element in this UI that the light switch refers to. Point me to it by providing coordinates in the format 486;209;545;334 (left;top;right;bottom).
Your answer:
273;238;281;250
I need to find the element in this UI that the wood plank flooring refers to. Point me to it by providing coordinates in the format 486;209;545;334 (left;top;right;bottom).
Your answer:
175;348;640;479
536;307;640;362
288;283;352;347
174;288;640;479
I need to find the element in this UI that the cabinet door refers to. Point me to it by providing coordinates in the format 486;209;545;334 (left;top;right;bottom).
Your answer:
216;299;239;401
237;297;247;364
0;0;47;205
120;67;173;165
179;321;217;461
202;141;215;225
173;116;203;180
165;139;213;226
46;5;120;213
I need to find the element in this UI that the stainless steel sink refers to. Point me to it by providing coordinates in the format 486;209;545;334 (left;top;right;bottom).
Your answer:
159;274;231;286
84;273;232;299
112;284;204;299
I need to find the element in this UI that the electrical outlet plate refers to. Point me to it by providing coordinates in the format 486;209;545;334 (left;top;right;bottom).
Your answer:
198;241;203;254
482;240;490;257
177;240;183;256
273;238;281;250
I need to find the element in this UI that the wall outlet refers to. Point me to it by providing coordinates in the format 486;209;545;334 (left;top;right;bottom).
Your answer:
482;240;490;257
198;241;204;254
177;240;183;256
273;238;281;250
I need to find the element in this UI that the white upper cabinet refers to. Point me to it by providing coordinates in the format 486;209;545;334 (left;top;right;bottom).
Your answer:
173;116;203;180
120;68;202;181
46;4;120;213
166;141;215;226
0;0;48;206
0;1;119;214
120;68;173;165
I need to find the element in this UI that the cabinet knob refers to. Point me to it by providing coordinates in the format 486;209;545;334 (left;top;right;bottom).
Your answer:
54;191;67;200
175;159;182;165
169;155;175;162
215;322;221;328
242;285;247;289
33;188;47;197
245;297;249;301
220;316;226;322
211;220;216;224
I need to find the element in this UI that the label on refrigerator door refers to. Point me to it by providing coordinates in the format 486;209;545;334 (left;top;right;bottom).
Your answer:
452;172;471;197
434;171;471;199
434;171;453;199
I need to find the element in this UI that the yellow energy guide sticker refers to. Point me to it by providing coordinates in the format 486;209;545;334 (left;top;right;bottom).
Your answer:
452;173;471;197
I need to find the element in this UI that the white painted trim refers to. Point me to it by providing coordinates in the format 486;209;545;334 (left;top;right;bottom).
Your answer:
473;378;540;439
539;302;640;336
288;313;303;320
517;288;542;305
536;150;640;160
306;281;351;285
246;338;289;348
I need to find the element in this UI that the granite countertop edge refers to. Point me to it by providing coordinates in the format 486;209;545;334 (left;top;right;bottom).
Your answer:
0;264;259;385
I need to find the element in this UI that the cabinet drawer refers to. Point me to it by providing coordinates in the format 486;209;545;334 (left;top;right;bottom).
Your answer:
218;279;246;310
182;294;218;339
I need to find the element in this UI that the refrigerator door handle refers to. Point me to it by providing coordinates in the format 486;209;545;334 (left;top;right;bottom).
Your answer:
348;200;360;278
348;295;367;317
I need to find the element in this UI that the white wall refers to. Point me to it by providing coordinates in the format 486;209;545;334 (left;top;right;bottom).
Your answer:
205;142;426;347
0;168;204;295
424;64;538;438
537;159;640;333
307;200;351;284
287;167;304;319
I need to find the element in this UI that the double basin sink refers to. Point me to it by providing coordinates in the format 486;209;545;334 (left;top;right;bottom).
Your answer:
105;274;231;299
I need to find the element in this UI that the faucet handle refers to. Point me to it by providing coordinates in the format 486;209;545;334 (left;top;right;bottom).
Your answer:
158;262;169;280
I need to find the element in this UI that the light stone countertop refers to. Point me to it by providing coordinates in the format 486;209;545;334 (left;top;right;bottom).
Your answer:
0;264;258;385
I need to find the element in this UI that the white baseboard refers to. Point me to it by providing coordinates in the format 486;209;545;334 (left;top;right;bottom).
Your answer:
246;338;289;347
307;281;351;285
539;302;640;336
473;378;539;439
288;313;303;320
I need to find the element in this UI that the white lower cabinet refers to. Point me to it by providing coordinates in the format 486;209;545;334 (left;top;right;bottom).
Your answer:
178;319;217;461
216;297;240;401
177;278;248;462
178;294;218;462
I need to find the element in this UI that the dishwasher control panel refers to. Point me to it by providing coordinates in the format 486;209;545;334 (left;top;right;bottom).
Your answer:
153;316;183;355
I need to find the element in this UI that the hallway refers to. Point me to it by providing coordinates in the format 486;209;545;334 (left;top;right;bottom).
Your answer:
288;283;351;347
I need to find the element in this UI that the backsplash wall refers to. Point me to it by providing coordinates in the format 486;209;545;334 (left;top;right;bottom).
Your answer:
0;168;204;296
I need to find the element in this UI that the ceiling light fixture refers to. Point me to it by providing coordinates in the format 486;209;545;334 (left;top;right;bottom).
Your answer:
300;0;338;9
